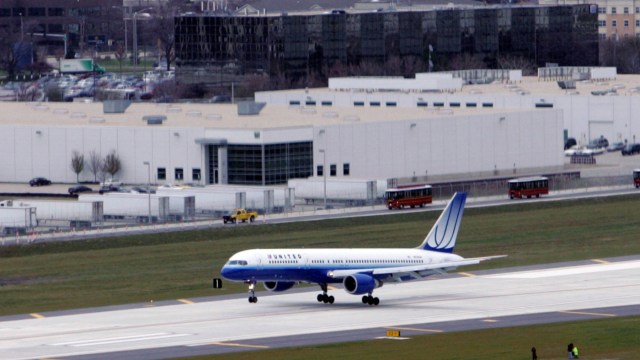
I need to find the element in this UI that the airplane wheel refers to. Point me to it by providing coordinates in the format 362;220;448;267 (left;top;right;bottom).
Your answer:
249;296;258;303
328;296;335;304
373;297;379;306
362;296;368;304
317;294;324;302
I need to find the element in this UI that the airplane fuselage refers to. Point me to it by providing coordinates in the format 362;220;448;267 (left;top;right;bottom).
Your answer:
221;248;464;284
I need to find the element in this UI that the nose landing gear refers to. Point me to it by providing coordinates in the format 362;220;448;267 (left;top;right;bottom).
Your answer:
247;281;258;303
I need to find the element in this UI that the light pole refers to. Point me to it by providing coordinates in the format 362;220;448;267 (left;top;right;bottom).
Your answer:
143;161;151;223
319;149;327;209
19;12;24;42
132;7;153;65
112;6;128;62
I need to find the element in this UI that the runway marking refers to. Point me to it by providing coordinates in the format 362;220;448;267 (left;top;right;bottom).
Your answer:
559;310;616;317
52;333;190;347
458;272;475;277
482;319;498;323
376;336;410;340
387;326;443;333
328;285;338;290
592;259;609;264
178;299;194;305
487;260;640;279
30;313;44;319
209;342;270;349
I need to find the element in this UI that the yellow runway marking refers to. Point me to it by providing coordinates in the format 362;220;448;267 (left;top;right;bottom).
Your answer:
30;313;44;319
559;310;616;317
482;319;498;323
210;342;270;349
178;299;194;305
386;326;443;333
592;259;610;264
328;285;338;290
458;272;475;277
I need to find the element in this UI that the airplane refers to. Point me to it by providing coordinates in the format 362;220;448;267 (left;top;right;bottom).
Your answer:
218;192;505;305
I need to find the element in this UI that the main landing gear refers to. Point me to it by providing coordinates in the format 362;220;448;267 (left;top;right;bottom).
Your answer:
247;281;258;303
317;283;335;304
362;294;380;306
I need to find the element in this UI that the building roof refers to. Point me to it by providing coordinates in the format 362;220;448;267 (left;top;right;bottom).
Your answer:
0;100;531;129
278;74;640;97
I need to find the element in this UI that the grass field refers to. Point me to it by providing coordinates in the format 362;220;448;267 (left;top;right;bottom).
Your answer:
193;316;640;360
1;194;640;359
2;194;640;316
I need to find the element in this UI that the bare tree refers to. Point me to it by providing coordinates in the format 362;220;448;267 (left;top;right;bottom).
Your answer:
114;43;125;75
146;0;188;71
102;150;122;180
447;53;486;71
87;150;103;183
497;55;536;76
0;27;25;79
71;150;85;183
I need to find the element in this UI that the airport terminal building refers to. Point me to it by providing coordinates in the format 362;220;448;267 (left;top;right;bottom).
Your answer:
1;68;639;187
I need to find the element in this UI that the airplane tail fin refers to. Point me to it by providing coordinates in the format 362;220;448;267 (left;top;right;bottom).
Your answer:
417;192;467;253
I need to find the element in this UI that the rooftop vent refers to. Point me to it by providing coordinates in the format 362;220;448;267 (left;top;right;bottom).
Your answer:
103;100;131;114
143;115;167;125
238;101;266;116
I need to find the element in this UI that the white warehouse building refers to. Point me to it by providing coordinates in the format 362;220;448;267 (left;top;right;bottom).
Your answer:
0;97;563;186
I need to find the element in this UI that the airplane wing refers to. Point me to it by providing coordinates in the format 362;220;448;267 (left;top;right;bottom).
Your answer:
327;255;507;280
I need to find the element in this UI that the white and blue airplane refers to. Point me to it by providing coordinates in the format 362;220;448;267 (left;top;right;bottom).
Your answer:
219;192;504;305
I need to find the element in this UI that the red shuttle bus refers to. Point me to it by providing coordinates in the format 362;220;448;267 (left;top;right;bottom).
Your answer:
634;169;640;188
508;176;549;199
385;185;432;209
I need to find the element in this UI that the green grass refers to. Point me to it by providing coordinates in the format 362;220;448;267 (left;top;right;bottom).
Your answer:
1;194;640;317
191;316;640;360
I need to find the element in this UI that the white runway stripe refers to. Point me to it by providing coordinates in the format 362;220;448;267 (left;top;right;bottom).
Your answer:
487;260;640;279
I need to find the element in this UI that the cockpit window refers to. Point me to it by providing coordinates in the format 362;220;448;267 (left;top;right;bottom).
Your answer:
227;260;248;266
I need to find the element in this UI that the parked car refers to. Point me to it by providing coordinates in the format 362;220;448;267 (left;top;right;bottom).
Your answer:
98;184;123;194
564;146;582;156
607;142;625;152
564;137;577;150
29;177;51;186
211;95;231;103
588;136;609;149
582;144;605;155
131;186;156;194
622;143;640;156
68;185;92;195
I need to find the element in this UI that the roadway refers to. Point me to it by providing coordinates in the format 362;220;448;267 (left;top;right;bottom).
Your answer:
1;256;639;359
2;184;639;246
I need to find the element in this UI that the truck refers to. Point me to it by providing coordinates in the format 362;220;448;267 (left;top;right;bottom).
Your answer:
59;58;105;74
9;199;103;229
222;208;257;224
0;204;37;235
287;178;387;206
156;185;286;213
79;193;170;223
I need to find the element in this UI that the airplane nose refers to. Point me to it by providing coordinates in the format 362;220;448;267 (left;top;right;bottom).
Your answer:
220;266;229;278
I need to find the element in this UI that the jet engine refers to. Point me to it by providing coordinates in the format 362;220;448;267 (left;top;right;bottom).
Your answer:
263;281;296;292
343;273;382;295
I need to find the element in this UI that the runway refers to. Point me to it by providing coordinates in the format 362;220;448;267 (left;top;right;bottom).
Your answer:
1;256;640;359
